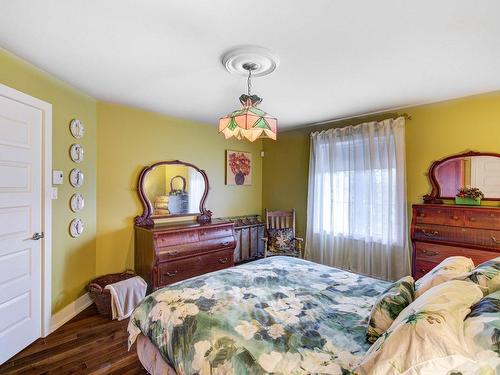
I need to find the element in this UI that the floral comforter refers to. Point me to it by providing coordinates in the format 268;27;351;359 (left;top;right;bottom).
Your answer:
128;256;389;374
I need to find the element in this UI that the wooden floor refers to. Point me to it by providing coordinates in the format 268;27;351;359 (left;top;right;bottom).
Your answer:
0;305;147;375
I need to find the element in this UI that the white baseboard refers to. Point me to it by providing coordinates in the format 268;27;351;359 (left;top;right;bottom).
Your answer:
48;292;93;335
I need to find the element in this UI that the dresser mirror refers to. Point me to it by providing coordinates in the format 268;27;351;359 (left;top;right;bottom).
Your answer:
427;151;500;201
135;160;212;226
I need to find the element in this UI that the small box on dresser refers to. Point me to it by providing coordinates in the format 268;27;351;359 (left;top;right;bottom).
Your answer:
411;204;500;279
135;220;237;291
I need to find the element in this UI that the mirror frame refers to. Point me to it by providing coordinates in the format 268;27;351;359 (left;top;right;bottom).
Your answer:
134;160;212;226
426;150;500;202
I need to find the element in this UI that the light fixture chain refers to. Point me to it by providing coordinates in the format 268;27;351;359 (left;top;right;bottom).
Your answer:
247;68;252;96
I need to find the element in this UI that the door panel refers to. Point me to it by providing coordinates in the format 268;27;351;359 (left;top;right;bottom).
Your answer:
471;156;500;197
0;95;42;364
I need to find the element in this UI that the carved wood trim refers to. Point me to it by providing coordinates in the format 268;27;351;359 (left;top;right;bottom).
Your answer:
134;160;212;226
427;150;500;202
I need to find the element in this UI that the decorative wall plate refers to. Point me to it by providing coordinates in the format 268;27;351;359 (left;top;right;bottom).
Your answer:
70;193;85;212
70;144;84;163
70;119;85;139
69;218;84;238
69;168;84;188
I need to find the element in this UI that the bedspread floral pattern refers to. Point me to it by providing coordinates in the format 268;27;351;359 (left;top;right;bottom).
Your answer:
128;256;389;375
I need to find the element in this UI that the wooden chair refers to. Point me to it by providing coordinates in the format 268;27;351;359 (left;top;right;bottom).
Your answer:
263;208;304;258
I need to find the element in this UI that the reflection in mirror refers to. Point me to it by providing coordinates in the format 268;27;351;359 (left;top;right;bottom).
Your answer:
435;156;500;198
143;165;205;216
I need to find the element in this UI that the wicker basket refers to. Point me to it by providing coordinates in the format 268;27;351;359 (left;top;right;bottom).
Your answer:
88;270;136;316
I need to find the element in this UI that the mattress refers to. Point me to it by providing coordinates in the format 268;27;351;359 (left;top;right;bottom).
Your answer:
136;333;176;375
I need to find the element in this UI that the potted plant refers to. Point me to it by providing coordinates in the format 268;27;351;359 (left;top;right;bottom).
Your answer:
455;186;484;206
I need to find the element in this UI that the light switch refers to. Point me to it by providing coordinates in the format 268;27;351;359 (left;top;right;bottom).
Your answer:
52;170;64;185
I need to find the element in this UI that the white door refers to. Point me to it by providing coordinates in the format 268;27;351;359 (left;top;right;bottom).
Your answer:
0;94;43;363
471;156;500;197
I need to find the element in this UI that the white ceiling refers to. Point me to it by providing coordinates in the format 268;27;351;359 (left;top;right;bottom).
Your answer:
1;0;500;129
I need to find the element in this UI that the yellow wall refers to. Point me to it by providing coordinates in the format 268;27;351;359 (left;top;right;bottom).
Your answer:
263;92;500;239
96;102;263;275
0;48;97;313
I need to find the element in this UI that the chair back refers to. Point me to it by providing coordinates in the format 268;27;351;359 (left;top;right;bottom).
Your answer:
265;208;296;236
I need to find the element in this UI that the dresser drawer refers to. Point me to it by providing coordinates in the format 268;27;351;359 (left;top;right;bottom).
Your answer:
413;224;463;244
157;236;236;261
414;207;464;226
414;242;466;264
154;230;199;247
413;259;437;280
464;210;500;230
460;228;500;250
413;242;499;279
198;225;234;240
157;248;234;286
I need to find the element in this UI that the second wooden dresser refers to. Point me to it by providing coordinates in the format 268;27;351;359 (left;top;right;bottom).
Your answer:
411;204;500;279
135;220;237;291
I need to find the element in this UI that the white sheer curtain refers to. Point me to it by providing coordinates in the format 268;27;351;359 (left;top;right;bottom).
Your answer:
305;117;410;280
188;169;204;213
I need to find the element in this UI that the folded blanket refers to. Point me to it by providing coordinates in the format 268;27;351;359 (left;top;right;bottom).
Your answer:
105;276;147;320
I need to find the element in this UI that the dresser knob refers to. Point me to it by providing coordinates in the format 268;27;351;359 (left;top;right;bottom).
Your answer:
422;229;438;237
221;241;230;247
419;268;428;273
470;217;476;222
167;250;179;256
419;213;425;217
422;249;438;256
165;270;178;277
218;257;229;264
452;216;459;220
491;236;500;245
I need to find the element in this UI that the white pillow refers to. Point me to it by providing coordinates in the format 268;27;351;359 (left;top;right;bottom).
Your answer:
415;256;474;297
357;280;483;375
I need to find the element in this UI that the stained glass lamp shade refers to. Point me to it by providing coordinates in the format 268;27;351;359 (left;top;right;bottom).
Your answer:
219;94;277;141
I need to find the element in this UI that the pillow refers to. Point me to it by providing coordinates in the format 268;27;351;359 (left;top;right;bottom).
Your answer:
267;228;294;252
463;290;500;372
468;257;500;295
415;256;474;297
366;276;415;344
357;280;483;375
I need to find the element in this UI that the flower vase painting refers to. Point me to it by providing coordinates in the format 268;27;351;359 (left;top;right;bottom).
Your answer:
226;150;252;185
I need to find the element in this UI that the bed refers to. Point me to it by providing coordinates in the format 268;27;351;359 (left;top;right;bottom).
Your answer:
128;256;390;374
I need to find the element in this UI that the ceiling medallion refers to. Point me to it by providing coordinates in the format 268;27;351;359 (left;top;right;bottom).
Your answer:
219;46;279;142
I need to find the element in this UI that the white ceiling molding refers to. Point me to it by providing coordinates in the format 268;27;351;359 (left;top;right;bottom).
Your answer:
1;0;499;129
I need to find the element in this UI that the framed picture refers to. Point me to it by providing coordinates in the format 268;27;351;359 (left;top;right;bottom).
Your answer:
226;150;252;185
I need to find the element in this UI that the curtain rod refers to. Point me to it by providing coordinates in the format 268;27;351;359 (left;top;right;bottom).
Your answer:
302;110;412;129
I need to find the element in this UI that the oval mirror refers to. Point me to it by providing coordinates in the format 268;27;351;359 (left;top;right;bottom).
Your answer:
427;151;500;201
135;160;212;226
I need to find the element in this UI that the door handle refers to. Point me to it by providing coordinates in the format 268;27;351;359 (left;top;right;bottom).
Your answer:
32;232;44;241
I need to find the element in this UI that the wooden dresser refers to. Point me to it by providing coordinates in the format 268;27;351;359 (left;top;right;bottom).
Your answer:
411;204;500;279
135;220;237;291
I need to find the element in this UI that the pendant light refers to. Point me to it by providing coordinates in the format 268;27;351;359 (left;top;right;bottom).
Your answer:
219;47;279;141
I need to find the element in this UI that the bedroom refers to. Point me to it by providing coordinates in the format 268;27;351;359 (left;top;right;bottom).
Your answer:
0;1;499;374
